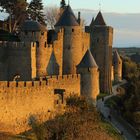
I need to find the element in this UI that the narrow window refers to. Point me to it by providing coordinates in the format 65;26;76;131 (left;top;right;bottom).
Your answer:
57;100;59;104
32;81;34;86
44;42;47;48
72;29;74;32
16;82;18;87
36;41;39;47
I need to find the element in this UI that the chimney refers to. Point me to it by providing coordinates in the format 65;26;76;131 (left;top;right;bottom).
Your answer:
77;12;81;24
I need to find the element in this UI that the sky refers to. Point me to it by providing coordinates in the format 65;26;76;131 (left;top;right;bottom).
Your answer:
44;0;140;47
43;0;140;13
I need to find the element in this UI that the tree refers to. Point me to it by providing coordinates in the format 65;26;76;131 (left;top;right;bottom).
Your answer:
28;0;46;25
0;0;28;32
44;6;58;29
60;0;66;8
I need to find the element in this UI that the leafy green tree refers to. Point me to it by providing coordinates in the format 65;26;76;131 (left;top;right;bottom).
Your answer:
28;0;46;25
122;57;138;80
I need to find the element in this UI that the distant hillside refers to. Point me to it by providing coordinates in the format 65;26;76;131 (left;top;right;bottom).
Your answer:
130;53;140;63
114;47;140;56
113;47;140;64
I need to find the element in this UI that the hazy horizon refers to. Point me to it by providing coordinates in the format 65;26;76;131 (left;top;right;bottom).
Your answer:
74;9;140;48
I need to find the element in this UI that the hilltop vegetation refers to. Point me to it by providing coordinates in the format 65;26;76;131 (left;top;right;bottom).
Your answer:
106;57;140;131
10;96;123;140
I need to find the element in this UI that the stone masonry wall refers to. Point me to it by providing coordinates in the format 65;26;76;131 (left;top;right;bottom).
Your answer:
0;74;80;134
7;42;33;81
0;42;36;81
47;74;80;97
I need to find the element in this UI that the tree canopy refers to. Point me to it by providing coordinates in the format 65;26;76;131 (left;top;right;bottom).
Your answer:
0;0;46;32
27;0;46;25
0;0;28;32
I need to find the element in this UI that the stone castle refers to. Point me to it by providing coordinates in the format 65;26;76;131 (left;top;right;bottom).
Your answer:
0;2;122;134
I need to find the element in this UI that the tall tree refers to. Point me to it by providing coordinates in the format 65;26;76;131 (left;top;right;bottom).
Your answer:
44;6;58;29
0;0;28;32
28;0;46;25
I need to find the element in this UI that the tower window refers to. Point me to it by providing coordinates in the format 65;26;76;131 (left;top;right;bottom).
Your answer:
44;42;47;48
72;29;74;32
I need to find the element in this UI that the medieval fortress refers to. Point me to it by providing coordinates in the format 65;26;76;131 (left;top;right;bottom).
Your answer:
0;3;122;134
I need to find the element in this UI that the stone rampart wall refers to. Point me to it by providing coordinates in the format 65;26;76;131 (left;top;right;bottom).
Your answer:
0;74;80;134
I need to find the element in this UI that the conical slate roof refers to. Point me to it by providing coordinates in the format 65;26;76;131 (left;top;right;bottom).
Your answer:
47;51;59;75
48;51;58;65
93;11;106;26
77;50;98;68
113;50;121;63
0;29;20;41
90;17;94;27
21;20;47;31
55;5;79;26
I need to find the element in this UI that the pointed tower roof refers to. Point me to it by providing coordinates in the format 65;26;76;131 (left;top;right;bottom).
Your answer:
55;5;79;26
113;50;121;62
90;17;94;27
93;11;106;26
48;51;58;65
47;51;59;75
77;50;98;68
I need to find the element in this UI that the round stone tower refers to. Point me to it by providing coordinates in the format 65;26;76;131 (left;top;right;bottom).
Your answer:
77;50;99;103
20;20;48;78
55;5;83;75
113;50;122;82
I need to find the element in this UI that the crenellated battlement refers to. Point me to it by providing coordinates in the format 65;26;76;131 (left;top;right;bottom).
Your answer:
46;43;53;48
0;42;37;49
0;73;80;133
0;74;80;89
0;80;48;88
47;74;80;81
